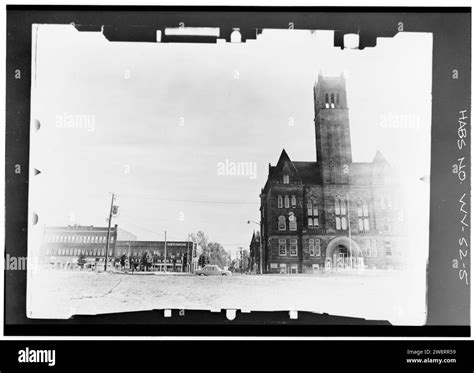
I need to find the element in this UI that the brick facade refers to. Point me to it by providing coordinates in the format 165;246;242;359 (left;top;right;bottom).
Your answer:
260;74;405;274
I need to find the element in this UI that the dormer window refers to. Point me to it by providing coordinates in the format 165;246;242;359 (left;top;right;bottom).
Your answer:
283;174;289;184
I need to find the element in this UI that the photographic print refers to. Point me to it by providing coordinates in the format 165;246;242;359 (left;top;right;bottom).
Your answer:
26;25;432;324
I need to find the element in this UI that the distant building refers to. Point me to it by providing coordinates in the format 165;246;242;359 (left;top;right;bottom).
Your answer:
40;225;194;272
40;224;118;269
259;73;406;274
115;240;194;272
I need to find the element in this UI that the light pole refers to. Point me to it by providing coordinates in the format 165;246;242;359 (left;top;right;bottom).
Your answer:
104;193;116;272
247;220;263;275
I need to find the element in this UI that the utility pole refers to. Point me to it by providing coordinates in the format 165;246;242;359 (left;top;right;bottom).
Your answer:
346;192;352;269
104;193;115;272
186;234;190;273
164;230;167;272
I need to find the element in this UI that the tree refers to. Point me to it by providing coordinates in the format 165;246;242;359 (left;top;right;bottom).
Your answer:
198;254;209;268
77;254;87;269
191;231;230;269
120;254;127;269
182;252;188;271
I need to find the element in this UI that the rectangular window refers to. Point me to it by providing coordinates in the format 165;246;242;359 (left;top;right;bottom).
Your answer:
371;239;378;257
335;199;341;215
291;264;298;274
279;239;286;256
270;263;278;269
309;239;315;256
365;240;372;257
384;241;392;257
278;196;283;208
341;216;348;230
279;263;287;273
291;195;296;207
290;239;297;256
358;201;370;232
315;239;321;256
307;200;319;228
335;198;348;230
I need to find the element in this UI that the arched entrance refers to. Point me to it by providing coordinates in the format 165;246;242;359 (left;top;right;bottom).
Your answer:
325;237;362;270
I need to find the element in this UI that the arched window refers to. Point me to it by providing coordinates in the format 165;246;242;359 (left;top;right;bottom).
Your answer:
336;93;340;105
278;216;286;231
277;195;283;208
330;93;335;108
283;174;289;184
289;212;297;231
284;195;290;208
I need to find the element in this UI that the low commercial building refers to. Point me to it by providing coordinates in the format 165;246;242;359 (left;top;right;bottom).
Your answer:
40;224;118;269
40;225;194;272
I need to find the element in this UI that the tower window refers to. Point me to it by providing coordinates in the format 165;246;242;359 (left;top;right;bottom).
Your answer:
283;174;289;184
278;216;286;231
335;197;348;230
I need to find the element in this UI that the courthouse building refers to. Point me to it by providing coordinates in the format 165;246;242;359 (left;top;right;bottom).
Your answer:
259;73;406;274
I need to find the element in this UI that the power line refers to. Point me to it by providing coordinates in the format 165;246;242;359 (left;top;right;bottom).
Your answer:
118;194;259;205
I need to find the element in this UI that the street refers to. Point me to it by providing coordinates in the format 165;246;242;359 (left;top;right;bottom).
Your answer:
28;269;426;325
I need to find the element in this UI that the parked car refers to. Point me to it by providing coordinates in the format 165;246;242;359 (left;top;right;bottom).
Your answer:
195;265;232;276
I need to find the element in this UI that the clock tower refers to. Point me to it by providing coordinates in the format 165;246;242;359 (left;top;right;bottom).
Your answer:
314;72;352;184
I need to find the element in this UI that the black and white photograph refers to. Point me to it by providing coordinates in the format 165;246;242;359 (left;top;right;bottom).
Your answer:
2;4;473;372
25;25;433;324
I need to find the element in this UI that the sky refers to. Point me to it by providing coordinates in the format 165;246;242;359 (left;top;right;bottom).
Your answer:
29;25;432;257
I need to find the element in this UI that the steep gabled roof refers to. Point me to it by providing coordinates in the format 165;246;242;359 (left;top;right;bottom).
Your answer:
372;150;390;166
292;161;322;184
275;149;300;176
